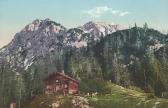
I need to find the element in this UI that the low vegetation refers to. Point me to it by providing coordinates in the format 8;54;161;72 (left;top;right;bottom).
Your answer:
24;82;168;108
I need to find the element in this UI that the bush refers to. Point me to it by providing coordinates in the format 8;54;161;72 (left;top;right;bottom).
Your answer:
146;93;155;99
129;86;144;93
78;78;109;94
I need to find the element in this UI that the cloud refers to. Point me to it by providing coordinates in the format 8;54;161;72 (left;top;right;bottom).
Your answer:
83;6;110;18
83;6;130;18
119;12;130;16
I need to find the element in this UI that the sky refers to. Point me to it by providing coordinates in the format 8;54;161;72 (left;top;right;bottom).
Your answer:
0;0;168;48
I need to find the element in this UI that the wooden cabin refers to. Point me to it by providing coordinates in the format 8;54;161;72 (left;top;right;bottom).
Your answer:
44;72;78;95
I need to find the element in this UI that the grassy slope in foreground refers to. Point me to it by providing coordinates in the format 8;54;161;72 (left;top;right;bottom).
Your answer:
88;83;168;108
24;83;168;108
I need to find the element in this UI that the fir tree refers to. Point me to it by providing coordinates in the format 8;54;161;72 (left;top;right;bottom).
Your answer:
143;22;148;32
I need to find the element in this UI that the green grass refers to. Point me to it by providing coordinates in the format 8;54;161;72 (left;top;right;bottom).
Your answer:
87;83;168;108
24;83;168;108
24;95;73;108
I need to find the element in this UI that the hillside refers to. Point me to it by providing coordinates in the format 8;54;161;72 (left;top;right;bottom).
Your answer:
65;27;168;96
24;83;168;108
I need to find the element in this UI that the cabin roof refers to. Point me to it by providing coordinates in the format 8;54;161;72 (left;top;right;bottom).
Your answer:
45;72;78;83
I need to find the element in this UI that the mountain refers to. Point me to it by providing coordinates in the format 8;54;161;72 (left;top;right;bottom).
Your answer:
0;19;168;108
79;21;127;41
66;21;127;48
0;19;126;70
66;28;91;48
0;19;67;70
66;27;168;96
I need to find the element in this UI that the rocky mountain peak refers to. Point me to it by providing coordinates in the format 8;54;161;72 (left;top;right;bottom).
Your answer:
79;21;127;40
22;19;66;33
0;19;68;70
0;19;130;70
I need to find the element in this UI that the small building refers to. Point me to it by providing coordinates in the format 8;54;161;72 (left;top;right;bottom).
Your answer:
44;72;78;95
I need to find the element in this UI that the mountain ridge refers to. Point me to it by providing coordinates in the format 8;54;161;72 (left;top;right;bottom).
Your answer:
0;19;127;70
0;19;168;108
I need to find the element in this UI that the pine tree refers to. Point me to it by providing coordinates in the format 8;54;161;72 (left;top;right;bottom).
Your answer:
134;23;137;28
143;22;148;32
